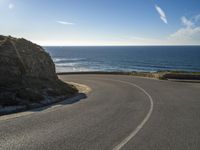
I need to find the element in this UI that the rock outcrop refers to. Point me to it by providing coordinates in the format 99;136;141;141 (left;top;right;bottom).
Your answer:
0;35;77;106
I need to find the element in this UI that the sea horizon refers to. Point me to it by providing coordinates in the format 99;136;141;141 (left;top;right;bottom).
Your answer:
43;45;200;47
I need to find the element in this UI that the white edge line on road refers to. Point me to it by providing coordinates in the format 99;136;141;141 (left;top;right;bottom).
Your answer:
98;78;154;150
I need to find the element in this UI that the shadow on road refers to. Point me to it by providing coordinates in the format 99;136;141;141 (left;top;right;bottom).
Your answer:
0;93;87;116
31;93;87;112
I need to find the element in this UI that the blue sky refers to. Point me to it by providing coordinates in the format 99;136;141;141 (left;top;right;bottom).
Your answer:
0;0;200;45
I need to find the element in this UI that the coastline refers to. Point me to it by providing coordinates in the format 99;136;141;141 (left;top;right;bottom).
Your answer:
57;71;200;80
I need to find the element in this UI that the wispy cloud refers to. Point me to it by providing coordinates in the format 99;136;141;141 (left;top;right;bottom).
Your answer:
130;14;200;45
8;3;14;10
169;14;200;45
155;4;168;24
56;21;75;25
181;16;193;28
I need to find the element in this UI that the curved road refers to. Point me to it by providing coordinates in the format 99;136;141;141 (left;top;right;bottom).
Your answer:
0;74;200;150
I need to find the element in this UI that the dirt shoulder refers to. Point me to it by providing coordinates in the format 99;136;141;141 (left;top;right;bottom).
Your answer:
57;71;200;80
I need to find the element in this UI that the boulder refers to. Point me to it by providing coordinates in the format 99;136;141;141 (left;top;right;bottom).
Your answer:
0;35;77;106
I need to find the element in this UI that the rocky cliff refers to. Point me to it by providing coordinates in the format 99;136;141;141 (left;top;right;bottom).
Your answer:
0;35;77;107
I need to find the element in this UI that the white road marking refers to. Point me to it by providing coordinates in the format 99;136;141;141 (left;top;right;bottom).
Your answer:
97;78;154;150
1;75;154;150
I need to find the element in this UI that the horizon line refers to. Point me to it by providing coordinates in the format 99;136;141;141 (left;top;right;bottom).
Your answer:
42;44;200;47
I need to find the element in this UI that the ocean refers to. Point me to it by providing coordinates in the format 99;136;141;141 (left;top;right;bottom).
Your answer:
44;46;200;73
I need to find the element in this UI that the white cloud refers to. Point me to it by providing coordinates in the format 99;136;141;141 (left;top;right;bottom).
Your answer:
169;15;200;45
129;14;200;45
155;4;168;24
181;16;193;28
8;3;14;10
169;27;200;44
56;21;75;25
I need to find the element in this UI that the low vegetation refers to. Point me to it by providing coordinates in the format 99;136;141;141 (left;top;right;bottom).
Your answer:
131;71;200;80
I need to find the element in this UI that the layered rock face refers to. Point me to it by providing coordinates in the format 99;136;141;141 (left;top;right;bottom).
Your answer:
0;35;56;82
0;35;77;106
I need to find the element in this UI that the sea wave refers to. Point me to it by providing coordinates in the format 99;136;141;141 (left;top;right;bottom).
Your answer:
45;46;200;73
55;62;79;67
56;66;97;73
53;58;85;63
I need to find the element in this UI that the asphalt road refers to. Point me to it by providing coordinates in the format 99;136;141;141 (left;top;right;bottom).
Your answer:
0;74;200;150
